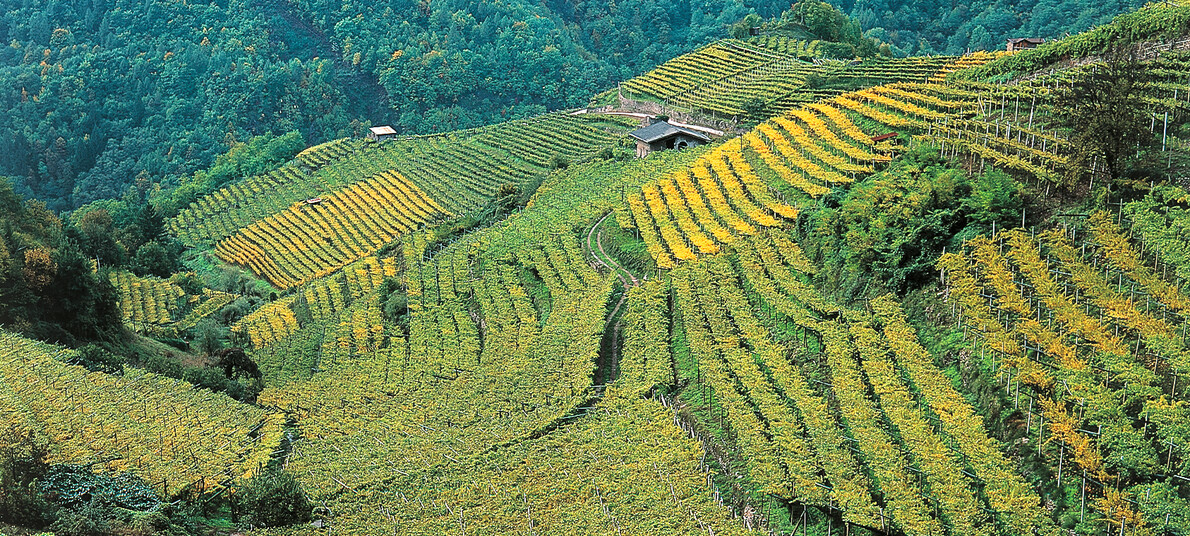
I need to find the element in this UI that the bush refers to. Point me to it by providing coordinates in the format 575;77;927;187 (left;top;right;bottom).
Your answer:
130;510;170;532
237;470;313;528
217;267;248;294
49;503;110;536
217;296;258;325
0;428;57;528
193;320;223;356
139;353;184;378
37;465;160;511
800;144;1020;300
378;277;409;330
962;168;1020;225
214;348;262;382
131;240;179;279
169;272;205;295
181;366;229;392
67;344;124;375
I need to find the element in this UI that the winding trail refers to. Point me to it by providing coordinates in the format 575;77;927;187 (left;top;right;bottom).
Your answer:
587;211;639;287
581;213;774;528
585;211;640;387
570;107;727;137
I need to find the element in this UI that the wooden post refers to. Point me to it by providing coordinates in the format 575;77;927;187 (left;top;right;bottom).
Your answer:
1038;415;1045;456
1057;445;1065;487
1026;396;1033;435
1081;471;1087;522
1163;111;1169;151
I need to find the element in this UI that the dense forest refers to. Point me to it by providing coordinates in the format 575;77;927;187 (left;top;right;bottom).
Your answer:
839;0;1150;54
0;0;1151;212
0;0;772;211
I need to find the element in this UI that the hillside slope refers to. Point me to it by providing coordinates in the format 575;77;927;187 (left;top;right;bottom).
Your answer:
841;0;1149;55
0;0;779;211
6;3;1190;535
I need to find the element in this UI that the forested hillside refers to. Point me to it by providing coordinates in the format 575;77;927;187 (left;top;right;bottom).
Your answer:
6;1;1190;535
839;0;1150;55
0;0;1151;212
0;0;775;211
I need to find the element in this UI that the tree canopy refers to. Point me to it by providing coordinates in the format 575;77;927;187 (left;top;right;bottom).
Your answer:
0;0;1150;211
0;0;778;211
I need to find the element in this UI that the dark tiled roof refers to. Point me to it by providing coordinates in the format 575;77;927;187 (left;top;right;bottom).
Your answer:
1007;38;1045;44
628;121;712;144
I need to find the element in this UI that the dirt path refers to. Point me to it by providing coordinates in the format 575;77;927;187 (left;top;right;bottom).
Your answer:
586;211;640;387
570;108;727;137
586;211;639;287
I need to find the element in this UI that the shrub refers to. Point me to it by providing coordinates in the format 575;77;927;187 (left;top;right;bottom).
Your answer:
37;465;160;511
236;470;313;528
193;320;223;356
49;503;110;536
67;344;124;375
0;428;57;528
214;348;262;382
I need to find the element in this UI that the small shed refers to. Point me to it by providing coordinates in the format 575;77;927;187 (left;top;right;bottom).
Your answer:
871;132;899;143
1006;38;1045;53
628;120;712;158
368;125;398;142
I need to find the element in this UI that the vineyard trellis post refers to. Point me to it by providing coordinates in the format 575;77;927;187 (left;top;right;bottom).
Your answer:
1080;470;1087;522
1056;443;1065;487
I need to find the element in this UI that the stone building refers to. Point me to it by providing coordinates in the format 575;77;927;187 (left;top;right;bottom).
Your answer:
628;119;711;158
368;125;398;142
1006;38;1045;53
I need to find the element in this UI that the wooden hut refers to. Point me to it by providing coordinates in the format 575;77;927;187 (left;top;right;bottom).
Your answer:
1006;38;1045;53
628;119;712;158
368;126;398;142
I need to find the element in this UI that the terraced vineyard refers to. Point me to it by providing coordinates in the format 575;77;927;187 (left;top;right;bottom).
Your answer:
746;35;825;59
109;271;235;335
602;54;1190;532
830;55;959;84
787;80;1084;183
173;50;1187;535
236;148;762;535
17;6;1190;533
621;40;789;101
621;38;1002;120
177;113;625;288
228;254;399;386
626;95;890;268
294;137;358;169
937;213;1190;530
173;289;237;332
627;74;1063;271
1123;186;1190;282
262;391;755;536
929;51;1005;82
646;234;1057;535
213;170;446;289
618;36;1172;185
171;140;370;246
0;332;284;494
666;56;825;118
110;271;184;327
